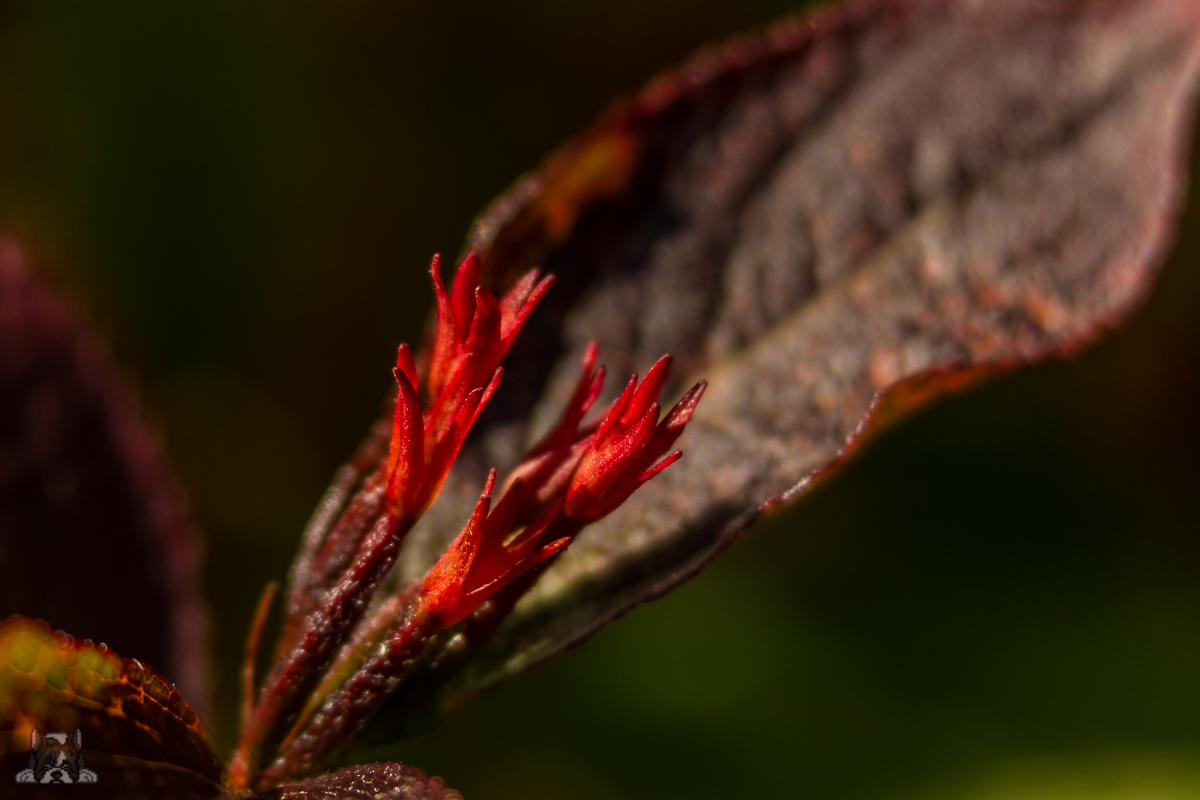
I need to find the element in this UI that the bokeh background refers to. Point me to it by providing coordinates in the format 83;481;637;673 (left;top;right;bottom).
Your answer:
3;2;1200;798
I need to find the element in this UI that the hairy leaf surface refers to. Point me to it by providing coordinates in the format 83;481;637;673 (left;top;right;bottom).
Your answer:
367;0;1200;738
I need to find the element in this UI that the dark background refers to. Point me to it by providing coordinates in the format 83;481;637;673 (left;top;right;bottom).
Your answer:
2;2;1200;798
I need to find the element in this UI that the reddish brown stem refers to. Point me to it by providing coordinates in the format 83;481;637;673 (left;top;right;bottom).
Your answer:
261;599;438;787
272;468;389;665
285;416;392;615
230;510;415;789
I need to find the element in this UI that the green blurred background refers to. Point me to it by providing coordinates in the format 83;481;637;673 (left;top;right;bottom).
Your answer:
3;2;1200;798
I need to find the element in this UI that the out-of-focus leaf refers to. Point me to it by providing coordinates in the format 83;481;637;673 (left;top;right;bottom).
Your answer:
0;616;227;799
373;0;1200;737
244;762;460;800
0;234;210;712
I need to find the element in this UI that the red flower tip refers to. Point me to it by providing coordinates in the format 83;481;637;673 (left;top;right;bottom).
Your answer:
418;350;704;625
450;252;482;339
503;342;604;510
621;354;671;426
563;364;706;524
426;252;551;402
393;343;419;394
565;401;658;519
645;378;706;458
417;470;496;625
418;476;568;627
499;270;554;350
385;251;551;520
385;355;423;514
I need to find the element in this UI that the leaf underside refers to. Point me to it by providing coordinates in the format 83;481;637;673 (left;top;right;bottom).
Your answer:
358;0;1200;741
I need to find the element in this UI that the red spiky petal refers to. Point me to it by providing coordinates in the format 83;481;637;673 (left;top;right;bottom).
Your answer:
503;342;605;505
595;373;639;444
428;255;457;398
385;364;424;513
394;342;419;392
420;470;497;622
500;272;554;349
450;252;482;338
621;354;671;426
562;368;706;524
565;400;658;519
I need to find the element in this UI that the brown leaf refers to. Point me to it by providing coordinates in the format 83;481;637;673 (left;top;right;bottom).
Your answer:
0;234;210;713
0;616;227;799
368;0;1200;738
244;762;460;800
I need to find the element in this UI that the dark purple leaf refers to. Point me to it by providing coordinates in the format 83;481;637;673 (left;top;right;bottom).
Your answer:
245;762;459;800
0;233;210;715
359;0;1200;739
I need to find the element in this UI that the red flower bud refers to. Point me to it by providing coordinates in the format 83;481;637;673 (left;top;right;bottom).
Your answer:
427;252;552;402
502;342;605;518
419;471;569;626
240;259;706;783
384;253;549;519
418;347;706;627
564;358;706;523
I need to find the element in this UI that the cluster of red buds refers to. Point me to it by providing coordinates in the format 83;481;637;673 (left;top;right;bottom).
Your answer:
229;254;705;791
